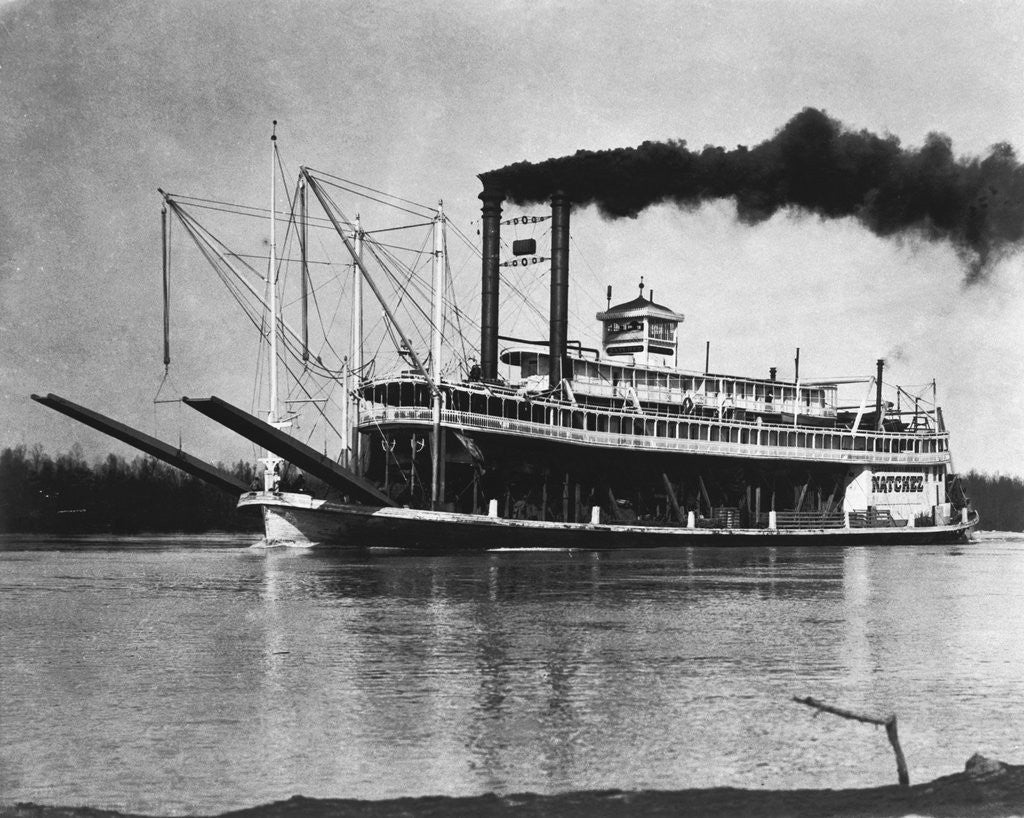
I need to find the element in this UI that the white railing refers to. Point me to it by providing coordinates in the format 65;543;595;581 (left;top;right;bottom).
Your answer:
361;405;950;465
524;378;834;418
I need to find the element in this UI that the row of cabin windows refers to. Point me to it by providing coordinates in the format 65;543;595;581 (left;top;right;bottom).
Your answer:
367;383;945;454
537;410;947;454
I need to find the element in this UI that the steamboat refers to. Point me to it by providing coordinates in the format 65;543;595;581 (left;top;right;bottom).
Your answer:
35;135;978;548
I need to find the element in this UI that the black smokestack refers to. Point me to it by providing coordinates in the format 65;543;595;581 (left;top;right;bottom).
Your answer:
479;188;503;381
550;192;569;388
479;108;1024;282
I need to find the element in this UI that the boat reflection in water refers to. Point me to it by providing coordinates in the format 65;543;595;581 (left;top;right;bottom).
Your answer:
2;536;1021;814
243;543;991;798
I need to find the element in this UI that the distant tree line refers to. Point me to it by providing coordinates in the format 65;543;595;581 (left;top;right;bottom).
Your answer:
961;470;1024;533
0;444;261;534
1;445;1021;534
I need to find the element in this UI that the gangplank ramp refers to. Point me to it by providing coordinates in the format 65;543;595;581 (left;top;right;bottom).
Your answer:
182;395;395;507
31;393;248;496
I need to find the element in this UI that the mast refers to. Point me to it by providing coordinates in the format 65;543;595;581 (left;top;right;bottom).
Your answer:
161;202;170;369
351;215;363;473
430;201;446;509
299;175;309;365
259;122;284;495
268;121;280;426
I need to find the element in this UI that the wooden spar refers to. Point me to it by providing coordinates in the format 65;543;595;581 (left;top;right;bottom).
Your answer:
161;202;170;368
793;696;910;787
662;473;685;523
340;357;350;468
31;393;247;496
299;176;309;364
268;123;279;426
351;217;364;475
430;202;445;509
182;395;395;506
795;481;808;512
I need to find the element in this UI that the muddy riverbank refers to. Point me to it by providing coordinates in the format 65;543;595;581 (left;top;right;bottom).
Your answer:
5;755;1023;818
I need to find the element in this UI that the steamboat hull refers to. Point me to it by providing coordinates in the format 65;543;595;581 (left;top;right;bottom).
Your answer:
242;492;977;550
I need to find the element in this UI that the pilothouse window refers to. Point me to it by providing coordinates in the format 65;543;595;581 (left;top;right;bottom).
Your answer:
648;320;675;341
606;320;643;334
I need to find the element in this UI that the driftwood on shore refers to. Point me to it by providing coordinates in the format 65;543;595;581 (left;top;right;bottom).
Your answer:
793;695;909;787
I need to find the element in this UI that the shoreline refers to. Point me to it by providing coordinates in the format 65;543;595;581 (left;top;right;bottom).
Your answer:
4;756;1022;818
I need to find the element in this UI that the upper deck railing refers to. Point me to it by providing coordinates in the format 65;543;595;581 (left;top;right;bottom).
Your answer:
503;345;841;419
358;374;951;466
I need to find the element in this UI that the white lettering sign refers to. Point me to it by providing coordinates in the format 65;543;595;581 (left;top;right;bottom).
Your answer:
872;473;925;494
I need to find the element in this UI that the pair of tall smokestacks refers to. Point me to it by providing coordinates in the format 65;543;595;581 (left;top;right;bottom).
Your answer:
479;188;569;389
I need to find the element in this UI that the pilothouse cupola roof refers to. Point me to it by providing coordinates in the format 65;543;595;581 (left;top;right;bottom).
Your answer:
596;278;685;323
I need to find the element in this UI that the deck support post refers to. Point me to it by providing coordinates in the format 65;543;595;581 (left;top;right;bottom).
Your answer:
663;473;685;523
686;511;695;529
844;510;851;528
769;510;777;530
795;482;808;512
488;498;498;518
562;473;570;522
590;506;600;524
607;488;624;522
698;476;712;518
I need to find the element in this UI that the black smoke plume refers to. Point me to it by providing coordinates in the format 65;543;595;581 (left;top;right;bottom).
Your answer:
480;108;1024;282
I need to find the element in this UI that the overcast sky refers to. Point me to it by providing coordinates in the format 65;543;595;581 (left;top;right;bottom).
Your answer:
1;0;1022;475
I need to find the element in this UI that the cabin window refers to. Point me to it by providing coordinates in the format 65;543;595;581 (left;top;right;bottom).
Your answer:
648;321;676;341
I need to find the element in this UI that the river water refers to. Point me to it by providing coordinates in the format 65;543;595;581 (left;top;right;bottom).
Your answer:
1;532;1022;815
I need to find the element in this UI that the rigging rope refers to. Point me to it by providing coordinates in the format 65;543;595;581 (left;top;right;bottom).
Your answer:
306;168;435;218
